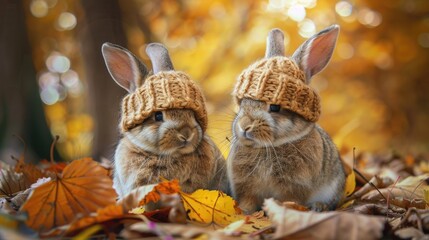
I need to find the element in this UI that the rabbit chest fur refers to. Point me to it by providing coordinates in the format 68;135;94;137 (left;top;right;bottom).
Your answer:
114;135;225;196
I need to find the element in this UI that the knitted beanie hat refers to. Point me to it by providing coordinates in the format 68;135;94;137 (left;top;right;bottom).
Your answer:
233;27;323;124
233;56;321;122
120;71;208;132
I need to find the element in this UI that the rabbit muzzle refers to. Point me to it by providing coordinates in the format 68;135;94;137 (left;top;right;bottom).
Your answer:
159;125;201;155
234;116;274;147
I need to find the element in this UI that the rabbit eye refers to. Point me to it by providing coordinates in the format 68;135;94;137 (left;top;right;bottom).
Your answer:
269;104;281;112
154;111;163;121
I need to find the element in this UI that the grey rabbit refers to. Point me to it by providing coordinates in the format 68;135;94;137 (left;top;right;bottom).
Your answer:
227;25;346;213
102;42;228;198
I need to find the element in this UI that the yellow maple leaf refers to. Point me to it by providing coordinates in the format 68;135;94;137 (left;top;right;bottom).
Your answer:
180;190;241;226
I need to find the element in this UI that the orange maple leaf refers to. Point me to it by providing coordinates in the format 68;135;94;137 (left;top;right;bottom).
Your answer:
20;158;117;232
139;179;180;206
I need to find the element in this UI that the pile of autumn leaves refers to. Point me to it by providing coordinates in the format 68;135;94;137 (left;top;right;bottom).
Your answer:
1;149;429;239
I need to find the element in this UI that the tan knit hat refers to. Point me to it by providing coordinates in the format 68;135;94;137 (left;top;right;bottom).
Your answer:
233;56;321;122
116;43;208;132
120;71;208;132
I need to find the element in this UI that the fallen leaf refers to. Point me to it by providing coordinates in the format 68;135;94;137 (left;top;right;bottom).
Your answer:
9;188;32;210
349;175;393;200
40;159;67;174
363;174;429;201
344;170;356;197
395;227;424;239
283;201;309;211
389;197;427;209
341;156;356;197
125;221;234;239
0;169;30;198
117;179;180;211
219;219;245;235
64;204;126;235
236;214;272;234
140;179;181;206
14;158;45;185
263;198;385;240
20;158;117;232
180;189;241;226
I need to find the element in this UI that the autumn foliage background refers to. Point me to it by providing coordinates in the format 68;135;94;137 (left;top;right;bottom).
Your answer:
1;0;429;239
1;0;429;161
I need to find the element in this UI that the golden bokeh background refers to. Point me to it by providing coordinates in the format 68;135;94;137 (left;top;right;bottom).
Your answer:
3;0;429;161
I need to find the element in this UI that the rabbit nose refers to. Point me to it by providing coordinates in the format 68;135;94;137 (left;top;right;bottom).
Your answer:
177;128;194;143
239;124;254;139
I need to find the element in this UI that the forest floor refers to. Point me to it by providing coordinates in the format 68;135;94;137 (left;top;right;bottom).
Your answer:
1;141;429;239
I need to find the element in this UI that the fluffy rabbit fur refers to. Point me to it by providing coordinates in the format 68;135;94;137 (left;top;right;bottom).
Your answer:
102;43;228;197
227;25;346;213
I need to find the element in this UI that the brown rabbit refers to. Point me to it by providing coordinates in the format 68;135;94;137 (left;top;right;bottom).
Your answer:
227;25;346;213
101;42;228;198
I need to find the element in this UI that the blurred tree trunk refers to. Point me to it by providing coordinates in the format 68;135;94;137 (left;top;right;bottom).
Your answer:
79;0;128;160
0;0;56;163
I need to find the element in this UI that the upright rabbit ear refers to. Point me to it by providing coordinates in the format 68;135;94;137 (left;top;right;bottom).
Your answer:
101;43;149;93
145;43;174;73
292;25;339;83
265;28;285;58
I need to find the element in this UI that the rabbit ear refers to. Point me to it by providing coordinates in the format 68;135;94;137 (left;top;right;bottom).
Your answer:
101;43;149;93
265;28;285;58
145;43;174;74
292;25;339;83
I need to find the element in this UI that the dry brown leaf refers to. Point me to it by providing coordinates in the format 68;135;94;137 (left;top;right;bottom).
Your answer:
395;227;425;239
263;198;385;240
0;169;30;198
237;214;272;234
0;198;17;214
9;188;32;210
363;174;429;201
349;175;394;200
125;221;235;239
389;197;427;209
20;158;117;232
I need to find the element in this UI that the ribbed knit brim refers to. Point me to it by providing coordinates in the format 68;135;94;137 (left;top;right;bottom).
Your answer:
233;56;321;122
120;71;208;132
